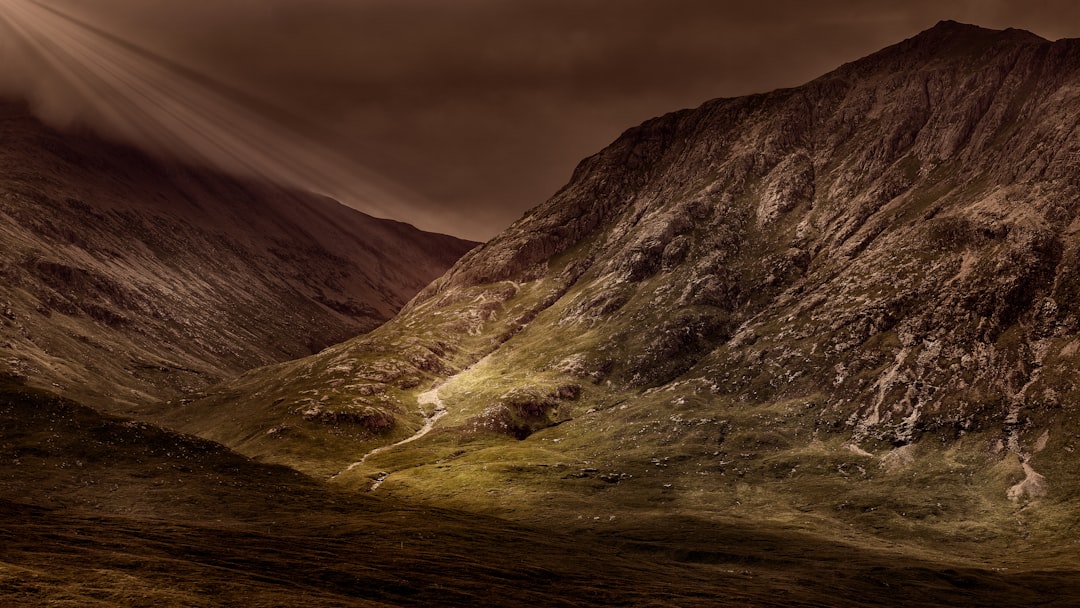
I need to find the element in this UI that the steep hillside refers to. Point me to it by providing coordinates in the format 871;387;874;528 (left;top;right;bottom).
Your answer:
0;101;475;414
178;21;1080;566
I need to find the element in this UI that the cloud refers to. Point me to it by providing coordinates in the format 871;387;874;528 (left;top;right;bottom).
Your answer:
0;0;440;232
2;0;1078;240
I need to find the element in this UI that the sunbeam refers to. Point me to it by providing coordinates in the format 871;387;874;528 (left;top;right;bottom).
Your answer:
0;0;428;225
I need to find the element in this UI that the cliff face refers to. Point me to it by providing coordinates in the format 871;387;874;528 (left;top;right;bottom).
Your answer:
183;22;1080;551
0;101;475;413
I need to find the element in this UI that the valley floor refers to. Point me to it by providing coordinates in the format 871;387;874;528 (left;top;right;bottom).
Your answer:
3;498;1079;607
3;380;1078;607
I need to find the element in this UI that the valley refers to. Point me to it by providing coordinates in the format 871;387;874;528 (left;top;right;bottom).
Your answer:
3;19;1080;607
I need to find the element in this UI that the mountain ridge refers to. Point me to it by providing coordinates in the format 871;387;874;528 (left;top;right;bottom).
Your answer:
423;20;1070;298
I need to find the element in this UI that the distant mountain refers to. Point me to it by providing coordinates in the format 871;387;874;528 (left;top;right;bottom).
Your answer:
0;100;475;414
175;19;1080;572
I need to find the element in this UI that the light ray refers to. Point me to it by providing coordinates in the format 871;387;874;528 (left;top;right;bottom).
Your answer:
0;0;430;226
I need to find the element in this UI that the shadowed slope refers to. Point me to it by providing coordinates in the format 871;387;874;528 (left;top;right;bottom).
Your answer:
0;101;475;415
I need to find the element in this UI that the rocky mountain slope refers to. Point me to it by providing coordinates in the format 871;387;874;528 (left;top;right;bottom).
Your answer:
0;100;475;414
175;21;1080;570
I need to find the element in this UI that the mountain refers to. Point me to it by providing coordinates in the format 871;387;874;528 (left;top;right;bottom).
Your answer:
0;100;475;415
172;19;1080;577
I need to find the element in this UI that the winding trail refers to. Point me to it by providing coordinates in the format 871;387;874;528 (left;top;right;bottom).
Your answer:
329;386;447;486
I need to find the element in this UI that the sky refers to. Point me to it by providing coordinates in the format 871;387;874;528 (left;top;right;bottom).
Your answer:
2;0;1080;241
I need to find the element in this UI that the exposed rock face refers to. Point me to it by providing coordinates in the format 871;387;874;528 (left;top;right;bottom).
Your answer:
187;22;1080;541
0;101;475;413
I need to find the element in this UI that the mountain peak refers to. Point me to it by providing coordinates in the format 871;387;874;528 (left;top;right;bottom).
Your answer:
910;19;1047;48
824;20;1052;81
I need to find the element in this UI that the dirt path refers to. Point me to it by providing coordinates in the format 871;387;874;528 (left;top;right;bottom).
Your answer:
329;386;447;485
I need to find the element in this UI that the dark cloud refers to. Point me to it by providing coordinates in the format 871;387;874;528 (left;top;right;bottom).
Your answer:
4;1;1079;240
